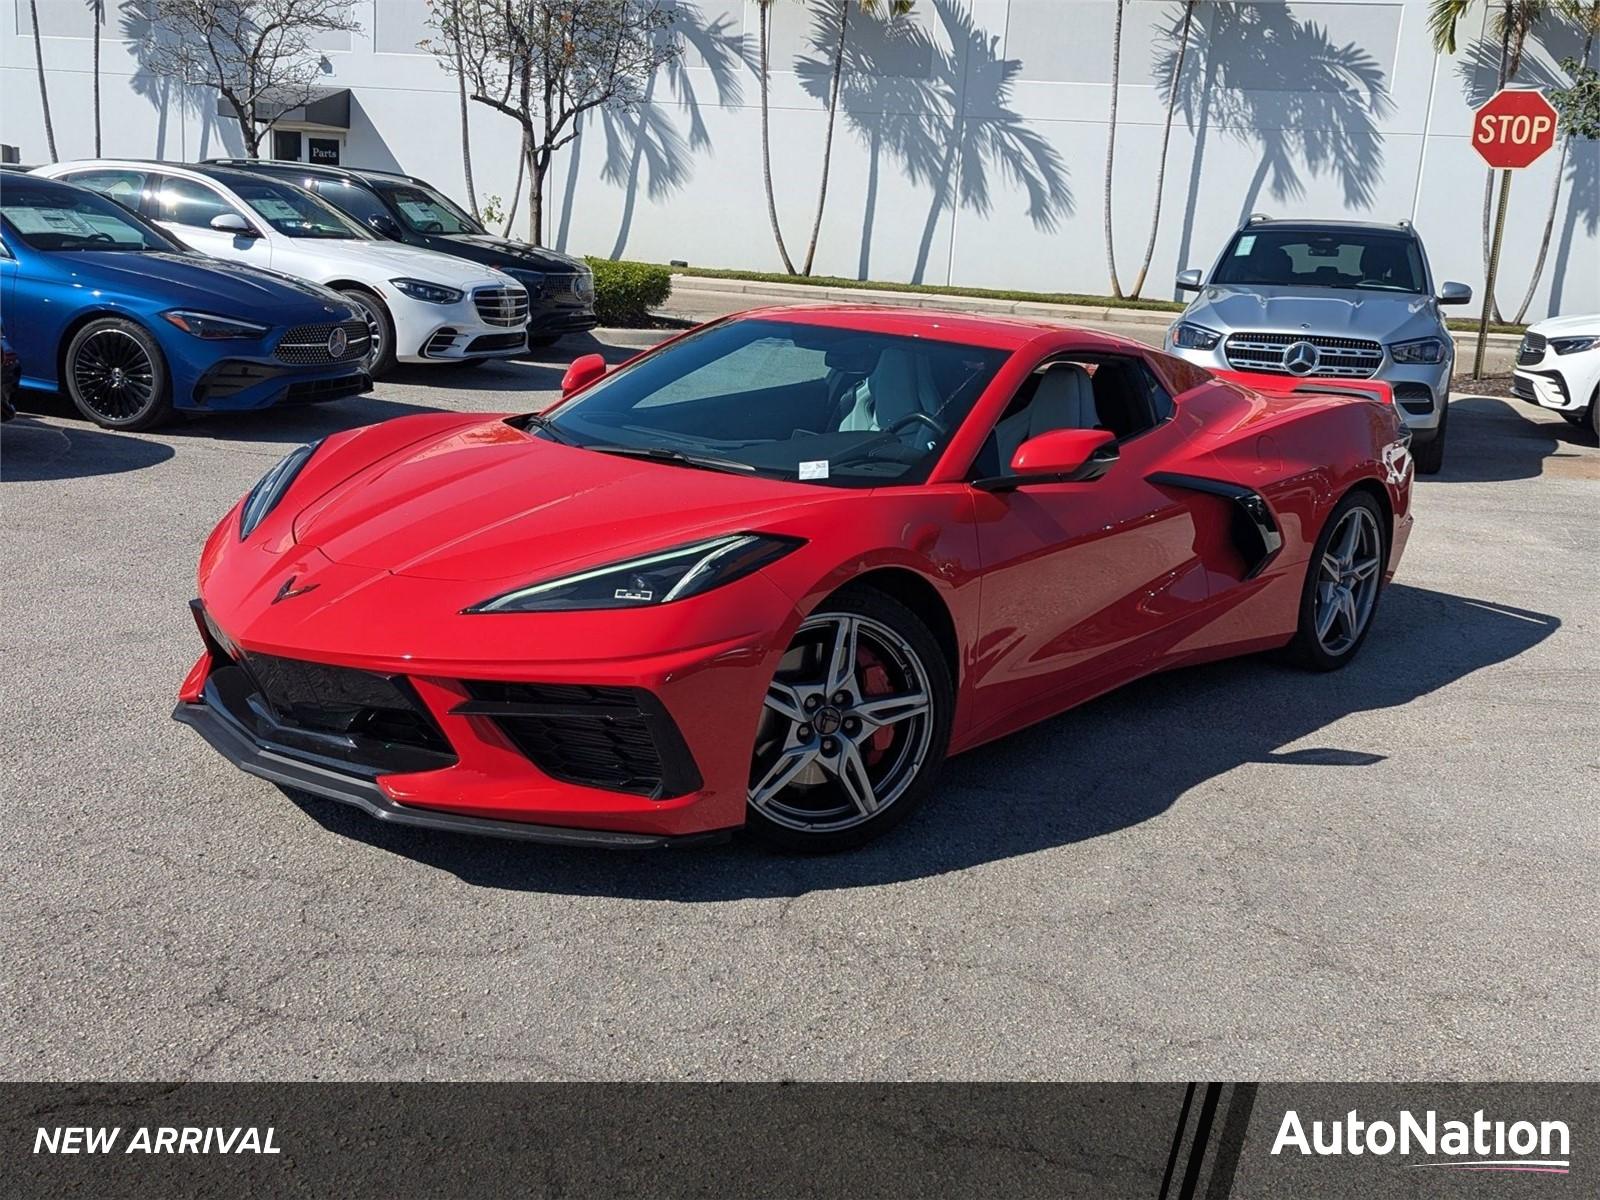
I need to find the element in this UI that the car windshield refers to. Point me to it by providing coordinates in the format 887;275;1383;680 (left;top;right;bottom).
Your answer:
228;177;371;239
540;319;1011;488
0;183;175;252
1212;228;1426;293
375;182;483;235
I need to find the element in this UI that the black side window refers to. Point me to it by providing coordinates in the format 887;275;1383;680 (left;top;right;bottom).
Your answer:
312;180;392;229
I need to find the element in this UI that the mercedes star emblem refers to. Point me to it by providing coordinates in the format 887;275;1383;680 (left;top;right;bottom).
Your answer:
327;326;349;359
1283;340;1320;375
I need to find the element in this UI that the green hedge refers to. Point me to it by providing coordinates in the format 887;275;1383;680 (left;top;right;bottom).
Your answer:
585;257;673;326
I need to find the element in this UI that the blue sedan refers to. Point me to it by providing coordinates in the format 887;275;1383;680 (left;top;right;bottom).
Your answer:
0;174;371;430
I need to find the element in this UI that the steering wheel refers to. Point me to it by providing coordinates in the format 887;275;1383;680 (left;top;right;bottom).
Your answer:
419;220;445;234
878;409;947;439
829;409;949;471
82;233;116;245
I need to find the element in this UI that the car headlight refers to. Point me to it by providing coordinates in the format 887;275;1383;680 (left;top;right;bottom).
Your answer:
1171;322;1222;350
575;270;595;300
1389;337;1447;364
238;441;321;540
162;310;270;339
390;278;465;304
1550;336;1598;355
468;533;803;613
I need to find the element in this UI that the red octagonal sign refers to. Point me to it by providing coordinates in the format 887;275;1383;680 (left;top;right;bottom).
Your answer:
1472;88;1559;169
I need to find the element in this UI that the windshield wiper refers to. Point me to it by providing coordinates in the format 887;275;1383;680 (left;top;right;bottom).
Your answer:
521;412;574;445
585;443;758;475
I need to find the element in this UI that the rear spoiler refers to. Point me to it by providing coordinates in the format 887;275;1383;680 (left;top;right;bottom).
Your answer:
1212;369;1394;406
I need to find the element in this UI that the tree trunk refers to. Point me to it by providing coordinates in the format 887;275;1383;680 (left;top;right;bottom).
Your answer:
29;0;57;162
1511;27;1593;323
1129;0;1195;299
801;2;850;277
92;2;102;156
528;147;545;246
759;4;797;274
452;19;479;220
503;127;529;237
1103;0;1125;297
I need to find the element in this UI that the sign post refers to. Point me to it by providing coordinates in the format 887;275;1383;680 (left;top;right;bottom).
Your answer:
1468;88;1559;379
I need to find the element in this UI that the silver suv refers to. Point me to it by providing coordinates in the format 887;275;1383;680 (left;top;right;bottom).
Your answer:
1164;217;1472;474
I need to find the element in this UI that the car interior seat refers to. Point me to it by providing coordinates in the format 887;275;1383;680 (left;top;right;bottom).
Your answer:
839;348;942;433
988;362;1099;469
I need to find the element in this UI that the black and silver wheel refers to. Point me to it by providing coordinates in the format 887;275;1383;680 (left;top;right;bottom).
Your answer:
337;288;395;377
746;588;952;852
63;317;172;430
1288;491;1387;671
1588;387;1599;441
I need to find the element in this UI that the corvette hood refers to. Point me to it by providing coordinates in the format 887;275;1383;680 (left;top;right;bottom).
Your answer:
292;418;834;584
1187;285;1441;341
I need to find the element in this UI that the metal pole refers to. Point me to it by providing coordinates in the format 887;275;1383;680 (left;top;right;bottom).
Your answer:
1474;168;1513;380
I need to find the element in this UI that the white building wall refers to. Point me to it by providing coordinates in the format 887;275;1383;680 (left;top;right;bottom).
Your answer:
3;0;1597;317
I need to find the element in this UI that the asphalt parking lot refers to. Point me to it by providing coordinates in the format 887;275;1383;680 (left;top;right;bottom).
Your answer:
2;333;1596;1081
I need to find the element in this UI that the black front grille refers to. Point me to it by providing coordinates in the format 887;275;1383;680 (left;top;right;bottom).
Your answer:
1392;382;1434;414
424;328;460;357
466;331;526;353
284;373;369;405
276;319;370;365
194;360;282;403
240;652;453;758
456;682;700;799
473;286;531;328
1517;333;1547;365
1224;332;1384;378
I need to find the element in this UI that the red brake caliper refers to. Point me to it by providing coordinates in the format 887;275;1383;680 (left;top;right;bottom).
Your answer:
857;646;895;765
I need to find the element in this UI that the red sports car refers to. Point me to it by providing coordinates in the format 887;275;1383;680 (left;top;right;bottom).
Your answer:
175;307;1414;851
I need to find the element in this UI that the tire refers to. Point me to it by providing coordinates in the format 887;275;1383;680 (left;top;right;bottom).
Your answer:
1558;409;1586;427
1412;399;1447;475
745;586;953;853
1588;388;1600;441
337;288;396;378
1286;490;1388;671
63;317;172;430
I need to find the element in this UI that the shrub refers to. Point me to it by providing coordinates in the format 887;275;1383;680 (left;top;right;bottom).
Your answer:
585;257;672;326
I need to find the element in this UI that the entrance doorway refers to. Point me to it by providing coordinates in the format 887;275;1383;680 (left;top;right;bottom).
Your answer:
271;129;344;167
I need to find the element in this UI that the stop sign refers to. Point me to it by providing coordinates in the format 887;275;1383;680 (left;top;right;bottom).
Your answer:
1471;88;1559;168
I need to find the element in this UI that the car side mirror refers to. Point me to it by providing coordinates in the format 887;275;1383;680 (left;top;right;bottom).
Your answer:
367;214;403;240
1437;281;1472;306
561;352;607;396
1176;268;1205;292
974;429;1119;491
209;212;257;237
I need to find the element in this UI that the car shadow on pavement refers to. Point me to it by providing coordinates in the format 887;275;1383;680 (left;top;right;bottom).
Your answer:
0;415;175;481
1435;394;1597;484
286;582;1560;898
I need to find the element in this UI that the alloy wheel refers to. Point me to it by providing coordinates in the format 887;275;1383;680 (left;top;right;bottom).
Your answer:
71;328;156;422
345;294;385;373
749;612;936;834
1313;506;1382;655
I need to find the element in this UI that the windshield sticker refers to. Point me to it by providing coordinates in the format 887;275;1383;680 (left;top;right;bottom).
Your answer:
397;200;443;222
6;206;96;236
248;198;302;222
798;460;830;481
1235;235;1256;255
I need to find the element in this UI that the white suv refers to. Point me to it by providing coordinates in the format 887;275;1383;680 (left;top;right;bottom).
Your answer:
38;161;529;376
1512;314;1600;440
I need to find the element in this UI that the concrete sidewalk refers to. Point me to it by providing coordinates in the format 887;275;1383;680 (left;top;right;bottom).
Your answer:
660;276;1521;372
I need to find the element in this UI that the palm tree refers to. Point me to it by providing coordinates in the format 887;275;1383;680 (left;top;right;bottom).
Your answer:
1514;1;1599;321
757;0;798;274
449;2;480;221
1127;0;1199;299
29;0;58;162
1429;1;1547;318
1103;0;1127;297
88;1;104;155
800;0;914;277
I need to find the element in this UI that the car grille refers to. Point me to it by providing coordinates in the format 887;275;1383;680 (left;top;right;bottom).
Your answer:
456;681;701;799
1224;332;1383;378
275;319;370;365
466;331;526;353
423;328;460;357
239;652;453;756
284;373;369;404
473;286;531;327
1517;333;1547;365
505;268;546;298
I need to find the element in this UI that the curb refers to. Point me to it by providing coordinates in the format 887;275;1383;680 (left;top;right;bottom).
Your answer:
662;277;1522;370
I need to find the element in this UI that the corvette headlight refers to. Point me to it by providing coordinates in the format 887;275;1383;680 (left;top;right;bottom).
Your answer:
390;278;464;304
468;533;803;613
238;441;321;540
1171;322;1222;350
1550;336;1598;355
1389;337;1446;364
162;310;270;339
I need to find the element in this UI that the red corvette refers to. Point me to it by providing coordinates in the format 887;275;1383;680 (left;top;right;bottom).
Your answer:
175;307;1414;851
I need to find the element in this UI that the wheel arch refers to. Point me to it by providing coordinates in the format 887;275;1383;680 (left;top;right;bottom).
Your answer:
1343;477;1393;547
55;307;169;392
825;566;960;688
